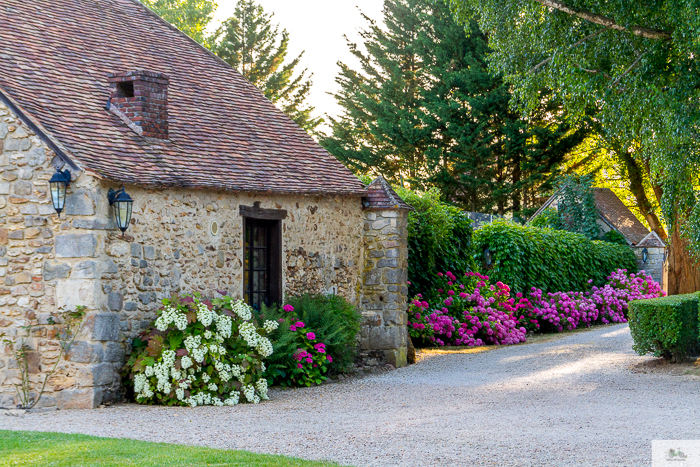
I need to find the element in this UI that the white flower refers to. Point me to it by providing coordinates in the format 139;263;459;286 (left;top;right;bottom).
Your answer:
224;393;240;406
180;356;193;370
242;384;255;402
155;305;188;331
144;366;155;377
204;330;212;339
263;320;279;333
255;337;273;358
176;388;185;400
208;383;218;392
215;313;233;339
255;378;268;400
197;301;216;327
231;300;252;321
202;373;210;383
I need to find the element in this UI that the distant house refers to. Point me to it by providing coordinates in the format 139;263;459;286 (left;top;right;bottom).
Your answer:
529;188;667;286
0;0;410;409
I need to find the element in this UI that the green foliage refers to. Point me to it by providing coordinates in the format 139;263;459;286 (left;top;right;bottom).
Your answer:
600;229;629;246
529;207;561;230
210;0;321;132
556;174;598;239
394;184;477;299
473;219;637;293
257;294;361;385
628;293;699;362
322;0;590;217
142;0;217;44
447;0;700;256
0;431;343;467
126;294;273;406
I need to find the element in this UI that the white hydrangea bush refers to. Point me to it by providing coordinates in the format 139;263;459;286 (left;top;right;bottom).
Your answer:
128;294;279;407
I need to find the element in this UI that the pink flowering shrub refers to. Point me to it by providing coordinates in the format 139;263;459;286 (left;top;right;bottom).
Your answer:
408;269;664;347
408;271;527;347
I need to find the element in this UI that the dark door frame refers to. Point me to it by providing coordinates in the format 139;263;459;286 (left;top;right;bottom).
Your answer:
240;203;286;308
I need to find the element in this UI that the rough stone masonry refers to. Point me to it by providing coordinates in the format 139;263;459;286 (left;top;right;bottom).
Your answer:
0;101;410;409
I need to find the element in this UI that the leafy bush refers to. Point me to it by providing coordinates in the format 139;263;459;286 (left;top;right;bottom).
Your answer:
600;229;629;245
408;269;664;347
407;271;527;347
126;294;277;406
629;292;699;362
529;207;561;230
473;219;637;294
397;187;477;299
256;294;360;386
556;174;598;239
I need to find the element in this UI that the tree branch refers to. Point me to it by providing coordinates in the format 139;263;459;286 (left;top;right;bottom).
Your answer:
611;50;650;88
529;29;606;73
531;0;672;40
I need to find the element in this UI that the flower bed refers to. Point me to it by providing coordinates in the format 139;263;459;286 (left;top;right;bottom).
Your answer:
408;269;664;347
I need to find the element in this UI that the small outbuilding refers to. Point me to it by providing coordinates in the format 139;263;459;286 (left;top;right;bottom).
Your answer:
0;0;409;408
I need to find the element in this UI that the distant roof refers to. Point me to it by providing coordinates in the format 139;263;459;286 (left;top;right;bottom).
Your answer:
527;187;651;245
593;188;650;245
0;0;366;196
364;177;412;210
636;230;666;248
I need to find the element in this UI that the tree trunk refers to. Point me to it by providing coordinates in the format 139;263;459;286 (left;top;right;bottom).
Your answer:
667;222;700;295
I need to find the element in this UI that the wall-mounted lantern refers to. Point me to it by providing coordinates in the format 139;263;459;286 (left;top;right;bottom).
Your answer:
483;247;492;268
642;247;649;264
49;168;71;217
108;187;133;234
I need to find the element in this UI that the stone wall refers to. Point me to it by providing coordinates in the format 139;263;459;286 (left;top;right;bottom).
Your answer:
358;208;409;368
634;246;666;288
0;100;368;408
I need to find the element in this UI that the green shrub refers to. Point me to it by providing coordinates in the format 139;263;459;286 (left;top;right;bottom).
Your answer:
256;294;361;385
125;294;275;407
600;229;629;245
396;187;477;299
529;207;561;230
472;219;637;293
628;293;699;362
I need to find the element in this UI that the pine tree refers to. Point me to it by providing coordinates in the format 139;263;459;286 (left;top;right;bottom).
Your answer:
322;0;590;217
142;0;217;44
210;0;321;132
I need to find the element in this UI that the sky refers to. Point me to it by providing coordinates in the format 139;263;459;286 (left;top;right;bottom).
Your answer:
211;1;385;127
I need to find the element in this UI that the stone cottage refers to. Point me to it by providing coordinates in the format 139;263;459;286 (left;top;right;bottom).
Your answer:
0;0;410;409
529;188;667;287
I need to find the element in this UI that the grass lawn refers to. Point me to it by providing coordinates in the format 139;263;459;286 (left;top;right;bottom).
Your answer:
0;431;343;467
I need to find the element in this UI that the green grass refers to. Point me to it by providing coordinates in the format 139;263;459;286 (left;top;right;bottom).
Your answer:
0;431;344;467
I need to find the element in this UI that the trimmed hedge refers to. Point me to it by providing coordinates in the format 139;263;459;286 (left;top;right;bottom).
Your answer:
473;220;637;293
628;293;699;362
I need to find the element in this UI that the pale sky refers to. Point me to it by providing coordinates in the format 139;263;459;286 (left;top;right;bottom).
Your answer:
211;1;385;127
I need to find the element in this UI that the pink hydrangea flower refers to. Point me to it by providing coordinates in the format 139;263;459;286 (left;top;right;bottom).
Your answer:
306;332;316;340
282;304;294;312
327;355;333;363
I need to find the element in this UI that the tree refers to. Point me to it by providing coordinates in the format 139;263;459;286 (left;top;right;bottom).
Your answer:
210;1;321;132
448;0;700;293
322;0;589;218
142;0;217;44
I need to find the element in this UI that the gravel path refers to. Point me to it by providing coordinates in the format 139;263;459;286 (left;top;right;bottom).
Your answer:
3;324;700;466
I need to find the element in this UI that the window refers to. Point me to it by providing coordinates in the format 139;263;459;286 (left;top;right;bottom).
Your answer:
116;81;134;98
241;203;286;310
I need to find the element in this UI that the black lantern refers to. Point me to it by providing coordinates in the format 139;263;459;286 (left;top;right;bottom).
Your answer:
483;247;492;268
642;247;649;264
49;168;71;216
108;187;133;234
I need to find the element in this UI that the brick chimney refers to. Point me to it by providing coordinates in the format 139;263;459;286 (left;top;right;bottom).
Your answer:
107;70;169;139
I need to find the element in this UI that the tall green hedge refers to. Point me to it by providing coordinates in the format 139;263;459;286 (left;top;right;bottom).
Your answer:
628;293;699;362
472;220;637;293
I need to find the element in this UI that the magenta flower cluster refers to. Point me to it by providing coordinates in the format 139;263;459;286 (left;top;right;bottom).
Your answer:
407;269;664;347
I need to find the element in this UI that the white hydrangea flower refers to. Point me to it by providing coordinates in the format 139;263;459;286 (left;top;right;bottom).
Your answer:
208;383;218;392
155;305;188;331
215;314;233;339
239;322;260;348
197;301;215;327
224;393;239;406
255;337;273;358
242;384;255;402
255;378;268;400
176;388;185;401
180;356;193;370
204;330;212;339
263;320;279;333
145;366;155;377
184;335;202;352
202;373;210;383
231;300;252;321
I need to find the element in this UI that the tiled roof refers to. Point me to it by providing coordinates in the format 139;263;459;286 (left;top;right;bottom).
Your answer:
636;231;666;248
593;188;650;245
364;177;412;210
0;0;366;195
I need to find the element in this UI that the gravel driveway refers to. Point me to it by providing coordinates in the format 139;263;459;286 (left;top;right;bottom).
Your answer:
3;323;699;466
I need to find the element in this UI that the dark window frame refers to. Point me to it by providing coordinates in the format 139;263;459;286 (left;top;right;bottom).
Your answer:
241;203;285;309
